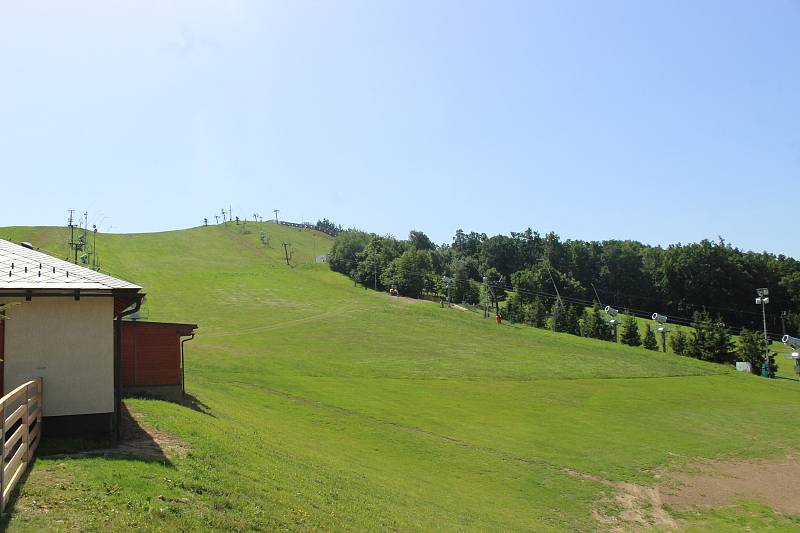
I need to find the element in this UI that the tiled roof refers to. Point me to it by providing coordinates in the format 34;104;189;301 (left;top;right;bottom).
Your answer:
0;239;141;291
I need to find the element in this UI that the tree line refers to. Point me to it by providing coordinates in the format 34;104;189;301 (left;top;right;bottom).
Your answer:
325;223;797;373
328;222;800;329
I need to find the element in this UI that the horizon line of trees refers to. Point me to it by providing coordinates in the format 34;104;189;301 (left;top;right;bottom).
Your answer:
325;223;800;342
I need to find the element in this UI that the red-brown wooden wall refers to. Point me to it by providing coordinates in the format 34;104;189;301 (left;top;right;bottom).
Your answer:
0;319;4;396
121;322;195;387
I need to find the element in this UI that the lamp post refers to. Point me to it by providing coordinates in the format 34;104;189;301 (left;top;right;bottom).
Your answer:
756;288;770;357
604;306;619;342
756;288;772;377
652;313;668;352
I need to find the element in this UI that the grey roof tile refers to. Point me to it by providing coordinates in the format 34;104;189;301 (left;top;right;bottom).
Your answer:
0;239;141;291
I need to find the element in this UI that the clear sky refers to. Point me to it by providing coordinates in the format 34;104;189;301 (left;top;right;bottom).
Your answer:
1;1;798;256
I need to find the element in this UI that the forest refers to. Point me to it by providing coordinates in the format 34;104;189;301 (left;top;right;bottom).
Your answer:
326;224;800;344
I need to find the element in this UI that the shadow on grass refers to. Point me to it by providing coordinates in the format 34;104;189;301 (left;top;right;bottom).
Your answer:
123;390;215;418
0;456;37;527
39;405;173;465
1;405;182;520
180;392;215;417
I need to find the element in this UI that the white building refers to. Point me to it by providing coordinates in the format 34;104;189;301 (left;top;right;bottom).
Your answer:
0;239;144;436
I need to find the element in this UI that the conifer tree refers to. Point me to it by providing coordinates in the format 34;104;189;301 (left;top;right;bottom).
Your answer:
643;323;659;351
582;302;611;341
562;304;581;336
689;311;735;364
582;305;599;338
620;313;642;346
670;326;689;355
709;318;735;364
595;305;612;341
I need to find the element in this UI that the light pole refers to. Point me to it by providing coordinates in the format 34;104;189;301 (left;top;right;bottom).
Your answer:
604;306;619;342
756;288;772;376
756;288;770;356
652;313;668;352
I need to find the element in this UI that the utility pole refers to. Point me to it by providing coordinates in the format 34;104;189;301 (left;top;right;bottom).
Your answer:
282;242;291;265
442;276;453;307
482;275;503;317
92;225;98;270
373;265;377;291
274;209;280;224
482;276;489;318
67;210;76;263
221;208;226;223
214;215;219;224
781;311;788;337
82;211;88;264
539;259;564;331
591;282;602;306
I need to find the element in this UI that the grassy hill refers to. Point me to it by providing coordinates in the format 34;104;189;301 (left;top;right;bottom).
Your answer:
2;224;800;531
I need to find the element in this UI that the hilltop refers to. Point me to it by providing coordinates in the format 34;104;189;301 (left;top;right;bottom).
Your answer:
2;224;800;531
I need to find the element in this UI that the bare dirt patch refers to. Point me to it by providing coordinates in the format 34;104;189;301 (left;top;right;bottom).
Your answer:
392;295;425;304
565;469;677;531
572;454;800;531
659;454;800;515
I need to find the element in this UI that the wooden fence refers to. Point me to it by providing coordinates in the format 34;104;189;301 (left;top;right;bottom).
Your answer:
0;378;42;512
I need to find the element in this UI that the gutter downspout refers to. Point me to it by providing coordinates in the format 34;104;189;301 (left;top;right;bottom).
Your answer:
180;334;195;396
114;296;143;441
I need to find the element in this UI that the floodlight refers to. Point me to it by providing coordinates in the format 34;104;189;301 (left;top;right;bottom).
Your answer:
652;313;668;324
605;306;618;317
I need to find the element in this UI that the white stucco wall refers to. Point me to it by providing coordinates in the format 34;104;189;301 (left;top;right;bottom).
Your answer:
3;297;114;416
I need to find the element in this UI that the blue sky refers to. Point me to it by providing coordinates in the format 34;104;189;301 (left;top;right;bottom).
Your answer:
1;1;798;256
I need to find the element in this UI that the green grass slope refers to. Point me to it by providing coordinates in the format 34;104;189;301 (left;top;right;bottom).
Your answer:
2;224;800;531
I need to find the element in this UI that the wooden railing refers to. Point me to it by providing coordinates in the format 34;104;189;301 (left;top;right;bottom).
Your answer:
0;378;42;512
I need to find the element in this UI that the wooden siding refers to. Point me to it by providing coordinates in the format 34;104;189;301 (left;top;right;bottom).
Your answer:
121;322;183;387
0;320;4;396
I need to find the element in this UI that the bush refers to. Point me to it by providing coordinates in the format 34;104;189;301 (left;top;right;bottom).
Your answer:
525;299;548;328
736;328;777;375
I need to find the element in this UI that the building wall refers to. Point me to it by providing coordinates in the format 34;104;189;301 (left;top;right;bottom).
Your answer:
121;322;181;386
3;297;114;417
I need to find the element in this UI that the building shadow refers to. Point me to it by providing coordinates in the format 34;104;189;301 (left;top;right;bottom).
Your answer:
39;405;172;466
122;390;214;418
179;392;215;417
1;405;178;520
